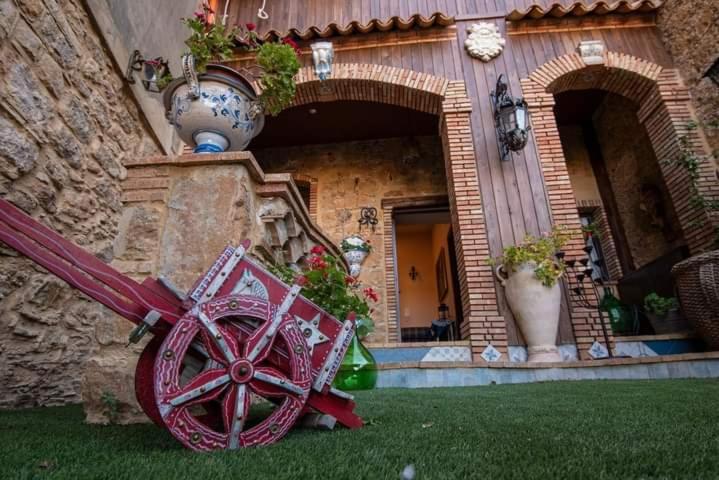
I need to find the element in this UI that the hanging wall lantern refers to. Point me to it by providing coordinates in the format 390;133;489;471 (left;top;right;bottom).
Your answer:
311;41;334;81
125;50;172;93
490;74;531;161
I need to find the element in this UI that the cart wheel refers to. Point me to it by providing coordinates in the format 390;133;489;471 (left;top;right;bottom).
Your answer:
154;294;312;451
135;335;164;427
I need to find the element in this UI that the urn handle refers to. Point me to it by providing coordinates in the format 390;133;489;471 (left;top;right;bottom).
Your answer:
495;265;509;286
181;54;200;99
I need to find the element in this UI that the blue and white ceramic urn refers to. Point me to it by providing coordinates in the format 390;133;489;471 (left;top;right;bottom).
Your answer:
163;56;265;153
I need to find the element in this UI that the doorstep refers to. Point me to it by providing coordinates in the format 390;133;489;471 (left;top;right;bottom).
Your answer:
374;352;719;388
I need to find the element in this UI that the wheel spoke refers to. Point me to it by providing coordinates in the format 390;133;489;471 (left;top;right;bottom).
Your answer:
245;284;302;362
244;312;281;363
223;384;250;450
251;366;305;398
160;368;230;418
197;310;239;364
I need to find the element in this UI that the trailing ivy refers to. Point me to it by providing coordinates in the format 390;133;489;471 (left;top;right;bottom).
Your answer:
663;121;719;248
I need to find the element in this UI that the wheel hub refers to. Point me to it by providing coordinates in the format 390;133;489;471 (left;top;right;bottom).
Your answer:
229;359;254;384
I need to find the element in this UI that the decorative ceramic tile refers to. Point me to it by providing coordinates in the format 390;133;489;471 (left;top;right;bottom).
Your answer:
481;344;502;362
508;346;528;362
588;341;609;359
421;346;472;363
559;344;579;361
615;341;658;358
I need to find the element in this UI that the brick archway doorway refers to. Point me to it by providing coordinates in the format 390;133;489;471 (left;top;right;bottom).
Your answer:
280;64;507;360
522;52;719;357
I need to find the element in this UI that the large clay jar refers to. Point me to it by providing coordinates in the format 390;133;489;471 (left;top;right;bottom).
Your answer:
163;56;264;153
497;262;562;362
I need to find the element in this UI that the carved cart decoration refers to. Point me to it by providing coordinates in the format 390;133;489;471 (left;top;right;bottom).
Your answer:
0;197;363;452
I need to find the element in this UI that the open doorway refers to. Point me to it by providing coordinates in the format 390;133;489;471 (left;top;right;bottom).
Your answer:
555;89;689;334
393;206;463;342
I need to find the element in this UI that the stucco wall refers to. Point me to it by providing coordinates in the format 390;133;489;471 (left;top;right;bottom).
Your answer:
85;0;197;154
657;0;719;156
252;136;448;342
0;0;160;408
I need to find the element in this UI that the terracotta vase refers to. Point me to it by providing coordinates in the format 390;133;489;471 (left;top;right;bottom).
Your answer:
496;262;562;362
163;55;264;153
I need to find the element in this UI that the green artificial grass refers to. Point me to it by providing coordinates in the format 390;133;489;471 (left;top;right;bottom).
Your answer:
2;380;719;479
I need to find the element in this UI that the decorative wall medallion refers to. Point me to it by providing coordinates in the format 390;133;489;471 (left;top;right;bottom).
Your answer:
464;23;505;62
578;40;605;66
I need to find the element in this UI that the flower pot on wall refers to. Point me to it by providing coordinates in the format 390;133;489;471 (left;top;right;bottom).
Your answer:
163;56;264;153
341;235;370;278
496;262;562;362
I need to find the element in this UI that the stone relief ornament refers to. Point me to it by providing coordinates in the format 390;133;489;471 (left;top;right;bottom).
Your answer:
578;40;605;66
464;22;506;62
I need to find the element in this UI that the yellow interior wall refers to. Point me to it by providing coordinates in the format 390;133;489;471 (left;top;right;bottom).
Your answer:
430;224;456;321
396;226;440;328
560;125;602;205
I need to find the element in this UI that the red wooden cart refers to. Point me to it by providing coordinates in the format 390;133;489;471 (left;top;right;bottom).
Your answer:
0;197;362;451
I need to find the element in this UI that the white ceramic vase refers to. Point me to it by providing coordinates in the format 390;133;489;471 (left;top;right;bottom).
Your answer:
496;262;562;362
342;235;370;277
164;56;264;153
343;250;368;277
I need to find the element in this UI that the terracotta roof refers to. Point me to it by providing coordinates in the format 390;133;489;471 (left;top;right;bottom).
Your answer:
260;12;455;41
506;0;662;21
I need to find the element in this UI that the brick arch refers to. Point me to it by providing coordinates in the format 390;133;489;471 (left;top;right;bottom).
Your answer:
293;64;448;115
290;64;506;360
521;51;718;358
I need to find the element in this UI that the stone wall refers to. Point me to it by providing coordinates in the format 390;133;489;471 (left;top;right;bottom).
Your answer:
657;0;719;155
253;136;448;342
593;94;685;270
0;0;160;408
81;152;340;423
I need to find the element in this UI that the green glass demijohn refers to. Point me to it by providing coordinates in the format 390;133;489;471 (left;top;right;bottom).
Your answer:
599;288;634;335
333;327;377;391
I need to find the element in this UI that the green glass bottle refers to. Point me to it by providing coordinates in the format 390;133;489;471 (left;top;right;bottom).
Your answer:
333;333;378;391
599;288;634;335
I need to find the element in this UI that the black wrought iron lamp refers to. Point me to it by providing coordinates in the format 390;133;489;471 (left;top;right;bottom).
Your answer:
490;74;531;161
125;50;172;93
560;245;614;358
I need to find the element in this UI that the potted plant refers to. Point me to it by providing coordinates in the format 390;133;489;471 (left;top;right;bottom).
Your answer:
271;245;379;390
581;223;600;240
162;2;301;153
643;293;688;334
492;228;568;362
340;234;372;278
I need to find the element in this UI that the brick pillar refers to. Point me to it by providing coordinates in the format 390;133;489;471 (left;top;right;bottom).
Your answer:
521;80;614;359
441;81;507;361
